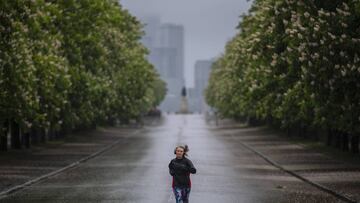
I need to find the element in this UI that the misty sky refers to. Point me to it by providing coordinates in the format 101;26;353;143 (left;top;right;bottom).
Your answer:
120;0;251;87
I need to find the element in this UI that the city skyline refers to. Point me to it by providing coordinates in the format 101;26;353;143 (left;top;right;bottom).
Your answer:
120;0;251;87
142;18;185;112
139;17;213;113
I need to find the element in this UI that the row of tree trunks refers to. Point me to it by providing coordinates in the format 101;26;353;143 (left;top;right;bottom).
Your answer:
0;120;67;151
247;117;265;127
326;130;359;153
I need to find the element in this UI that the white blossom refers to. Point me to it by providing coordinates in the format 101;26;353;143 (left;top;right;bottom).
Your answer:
304;12;310;18
297;33;303;39
314;25;320;31
299;56;306;62
271;59;277;67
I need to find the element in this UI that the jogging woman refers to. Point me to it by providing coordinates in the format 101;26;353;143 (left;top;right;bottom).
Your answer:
168;145;197;203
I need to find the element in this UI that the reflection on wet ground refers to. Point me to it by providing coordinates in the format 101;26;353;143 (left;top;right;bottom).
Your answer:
2;115;352;203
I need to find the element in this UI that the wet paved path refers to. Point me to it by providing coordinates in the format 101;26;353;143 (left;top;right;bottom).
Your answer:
1;115;346;202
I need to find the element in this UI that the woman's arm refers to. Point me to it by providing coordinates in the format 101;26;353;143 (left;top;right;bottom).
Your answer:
168;161;175;176
187;159;197;174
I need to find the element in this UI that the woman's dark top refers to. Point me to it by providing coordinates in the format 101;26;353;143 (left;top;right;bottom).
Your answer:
168;157;197;188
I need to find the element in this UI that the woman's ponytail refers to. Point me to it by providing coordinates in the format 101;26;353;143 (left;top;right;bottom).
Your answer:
184;145;189;154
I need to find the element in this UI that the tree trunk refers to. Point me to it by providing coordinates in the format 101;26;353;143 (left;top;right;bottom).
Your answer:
24;131;31;149
55;130;63;139
31;128;38;145
341;132;349;152
0;121;8;151
302;126;308;139
40;128;47;143
10;121;21;149
296;125;301;137
248;117;258;126
48;127;55;141
326;129;333;146
91;121;97;130
59;127;70;139
334;131;341;149
286;127;290;137
312;129;319;141
0;136;6;151
351;135;359;154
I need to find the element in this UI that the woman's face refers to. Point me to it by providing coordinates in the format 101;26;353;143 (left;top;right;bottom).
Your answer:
175;147;184;159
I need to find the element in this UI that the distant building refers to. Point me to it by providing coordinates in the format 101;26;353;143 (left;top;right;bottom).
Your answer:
141;16;161;48
150;47;177;78
190;60;214;113
140;16;185;113
158;24;185;81
194;60;212;97
187;87;198;113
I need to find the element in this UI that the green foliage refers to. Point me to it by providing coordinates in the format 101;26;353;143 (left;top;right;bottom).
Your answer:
206;0;360;135
0;0;166;132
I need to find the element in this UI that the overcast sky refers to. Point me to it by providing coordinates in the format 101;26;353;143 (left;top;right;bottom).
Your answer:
120;0;251;87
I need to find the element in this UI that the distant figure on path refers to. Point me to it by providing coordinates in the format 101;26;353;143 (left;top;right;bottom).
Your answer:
168;145;197;203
